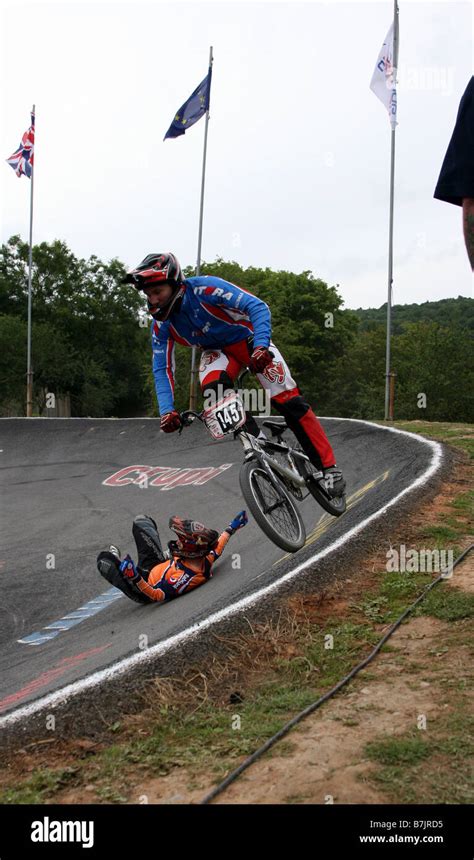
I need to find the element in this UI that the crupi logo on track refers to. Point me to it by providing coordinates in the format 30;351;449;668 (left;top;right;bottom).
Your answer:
31;816;94;849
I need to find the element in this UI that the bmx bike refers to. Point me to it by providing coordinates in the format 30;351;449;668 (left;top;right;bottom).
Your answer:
179;380;346;553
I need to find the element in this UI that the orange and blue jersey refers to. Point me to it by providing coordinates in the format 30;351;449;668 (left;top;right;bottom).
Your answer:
152;276;271;415
133;530;231;602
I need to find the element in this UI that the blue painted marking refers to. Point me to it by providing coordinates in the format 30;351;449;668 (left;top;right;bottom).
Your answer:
17;587;124;646
17;631;60;645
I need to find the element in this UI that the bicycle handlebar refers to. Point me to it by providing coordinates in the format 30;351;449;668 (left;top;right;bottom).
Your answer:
178;354;273;433
179;409;202;431
236;367;250;385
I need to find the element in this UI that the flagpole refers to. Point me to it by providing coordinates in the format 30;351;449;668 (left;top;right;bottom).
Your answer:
26;104;35;417
384;2;399;421
189;46;213;411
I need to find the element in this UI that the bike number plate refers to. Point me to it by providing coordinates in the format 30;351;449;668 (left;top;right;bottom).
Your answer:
203;392;246;439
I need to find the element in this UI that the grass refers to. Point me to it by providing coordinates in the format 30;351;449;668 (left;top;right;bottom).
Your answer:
95;786;129;803
421;525;462;543
285;793;312;803
365;734;433;766
451;490;474;513
1;767;79;804
414;585;474;622
389;421;474;458
363;709;474;804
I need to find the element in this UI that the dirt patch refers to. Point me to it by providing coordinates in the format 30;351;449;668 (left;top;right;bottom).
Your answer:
449;558;474;593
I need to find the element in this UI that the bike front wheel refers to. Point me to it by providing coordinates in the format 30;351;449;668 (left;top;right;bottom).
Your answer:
239;461;306;553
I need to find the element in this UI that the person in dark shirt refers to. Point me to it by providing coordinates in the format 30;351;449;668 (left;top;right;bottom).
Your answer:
434;76;474;269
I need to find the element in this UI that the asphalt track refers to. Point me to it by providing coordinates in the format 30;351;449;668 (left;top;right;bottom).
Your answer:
0;417;442;726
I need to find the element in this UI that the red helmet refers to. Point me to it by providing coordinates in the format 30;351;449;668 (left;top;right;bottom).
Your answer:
123;253;185;321
168;516;219;559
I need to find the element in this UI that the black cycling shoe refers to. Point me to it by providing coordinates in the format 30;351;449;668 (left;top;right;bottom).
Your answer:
97;551;149;604
322;466;346;498
97;551;121;581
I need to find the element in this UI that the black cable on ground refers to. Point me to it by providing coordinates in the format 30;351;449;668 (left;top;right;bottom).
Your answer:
200;543;473;804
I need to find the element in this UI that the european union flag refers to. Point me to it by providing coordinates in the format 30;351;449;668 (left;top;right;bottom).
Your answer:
164;70;212;140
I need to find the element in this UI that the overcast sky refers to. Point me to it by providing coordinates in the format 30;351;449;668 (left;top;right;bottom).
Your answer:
1;0;473;310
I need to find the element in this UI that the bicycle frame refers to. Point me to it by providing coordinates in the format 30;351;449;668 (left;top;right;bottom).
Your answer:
236;430;311;490
179;364;345;527
180;386;315;495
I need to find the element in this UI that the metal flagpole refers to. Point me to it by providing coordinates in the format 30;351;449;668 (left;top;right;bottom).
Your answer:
384;2;399;421
26;104;35;417
189;46;213;411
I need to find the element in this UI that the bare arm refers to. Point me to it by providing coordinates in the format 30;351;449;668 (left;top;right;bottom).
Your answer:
462;198;474;270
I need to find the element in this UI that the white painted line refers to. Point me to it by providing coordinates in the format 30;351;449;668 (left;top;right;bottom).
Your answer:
43;622;80;631
0;420;443;727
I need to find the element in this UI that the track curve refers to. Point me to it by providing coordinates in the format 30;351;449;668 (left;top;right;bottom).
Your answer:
0;417;442;723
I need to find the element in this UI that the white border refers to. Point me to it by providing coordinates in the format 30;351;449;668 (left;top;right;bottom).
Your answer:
0;419;443;728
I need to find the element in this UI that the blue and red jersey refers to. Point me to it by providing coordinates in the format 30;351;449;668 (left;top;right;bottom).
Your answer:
152;276;271;415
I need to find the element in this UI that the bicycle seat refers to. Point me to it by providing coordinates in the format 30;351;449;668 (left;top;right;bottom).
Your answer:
262;420;288;437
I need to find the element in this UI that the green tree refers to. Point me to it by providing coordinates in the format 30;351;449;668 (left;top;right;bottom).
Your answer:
327;321;474;422
0;236;149;416
184;259;359;410
325;326;387;419
392;322;473;421
0;314;27;415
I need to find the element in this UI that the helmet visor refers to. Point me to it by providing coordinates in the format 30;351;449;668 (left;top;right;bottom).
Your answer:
169;517;219;557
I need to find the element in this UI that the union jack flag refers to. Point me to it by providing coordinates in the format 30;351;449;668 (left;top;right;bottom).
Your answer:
6;110;35;178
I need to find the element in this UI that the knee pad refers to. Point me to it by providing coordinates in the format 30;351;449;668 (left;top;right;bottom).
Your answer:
202;372;234;396
133;514;157;530
202;372;235;409
272;394;310;422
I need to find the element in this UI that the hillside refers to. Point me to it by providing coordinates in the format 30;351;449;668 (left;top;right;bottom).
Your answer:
352;296;474;334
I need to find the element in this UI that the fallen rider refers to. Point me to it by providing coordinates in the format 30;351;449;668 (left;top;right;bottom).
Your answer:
97;511;248;604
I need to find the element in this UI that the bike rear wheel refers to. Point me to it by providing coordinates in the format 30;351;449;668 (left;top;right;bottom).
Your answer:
239;461;306;552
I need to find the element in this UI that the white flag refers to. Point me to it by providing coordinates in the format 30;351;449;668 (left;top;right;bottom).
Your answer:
370;22;398;126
